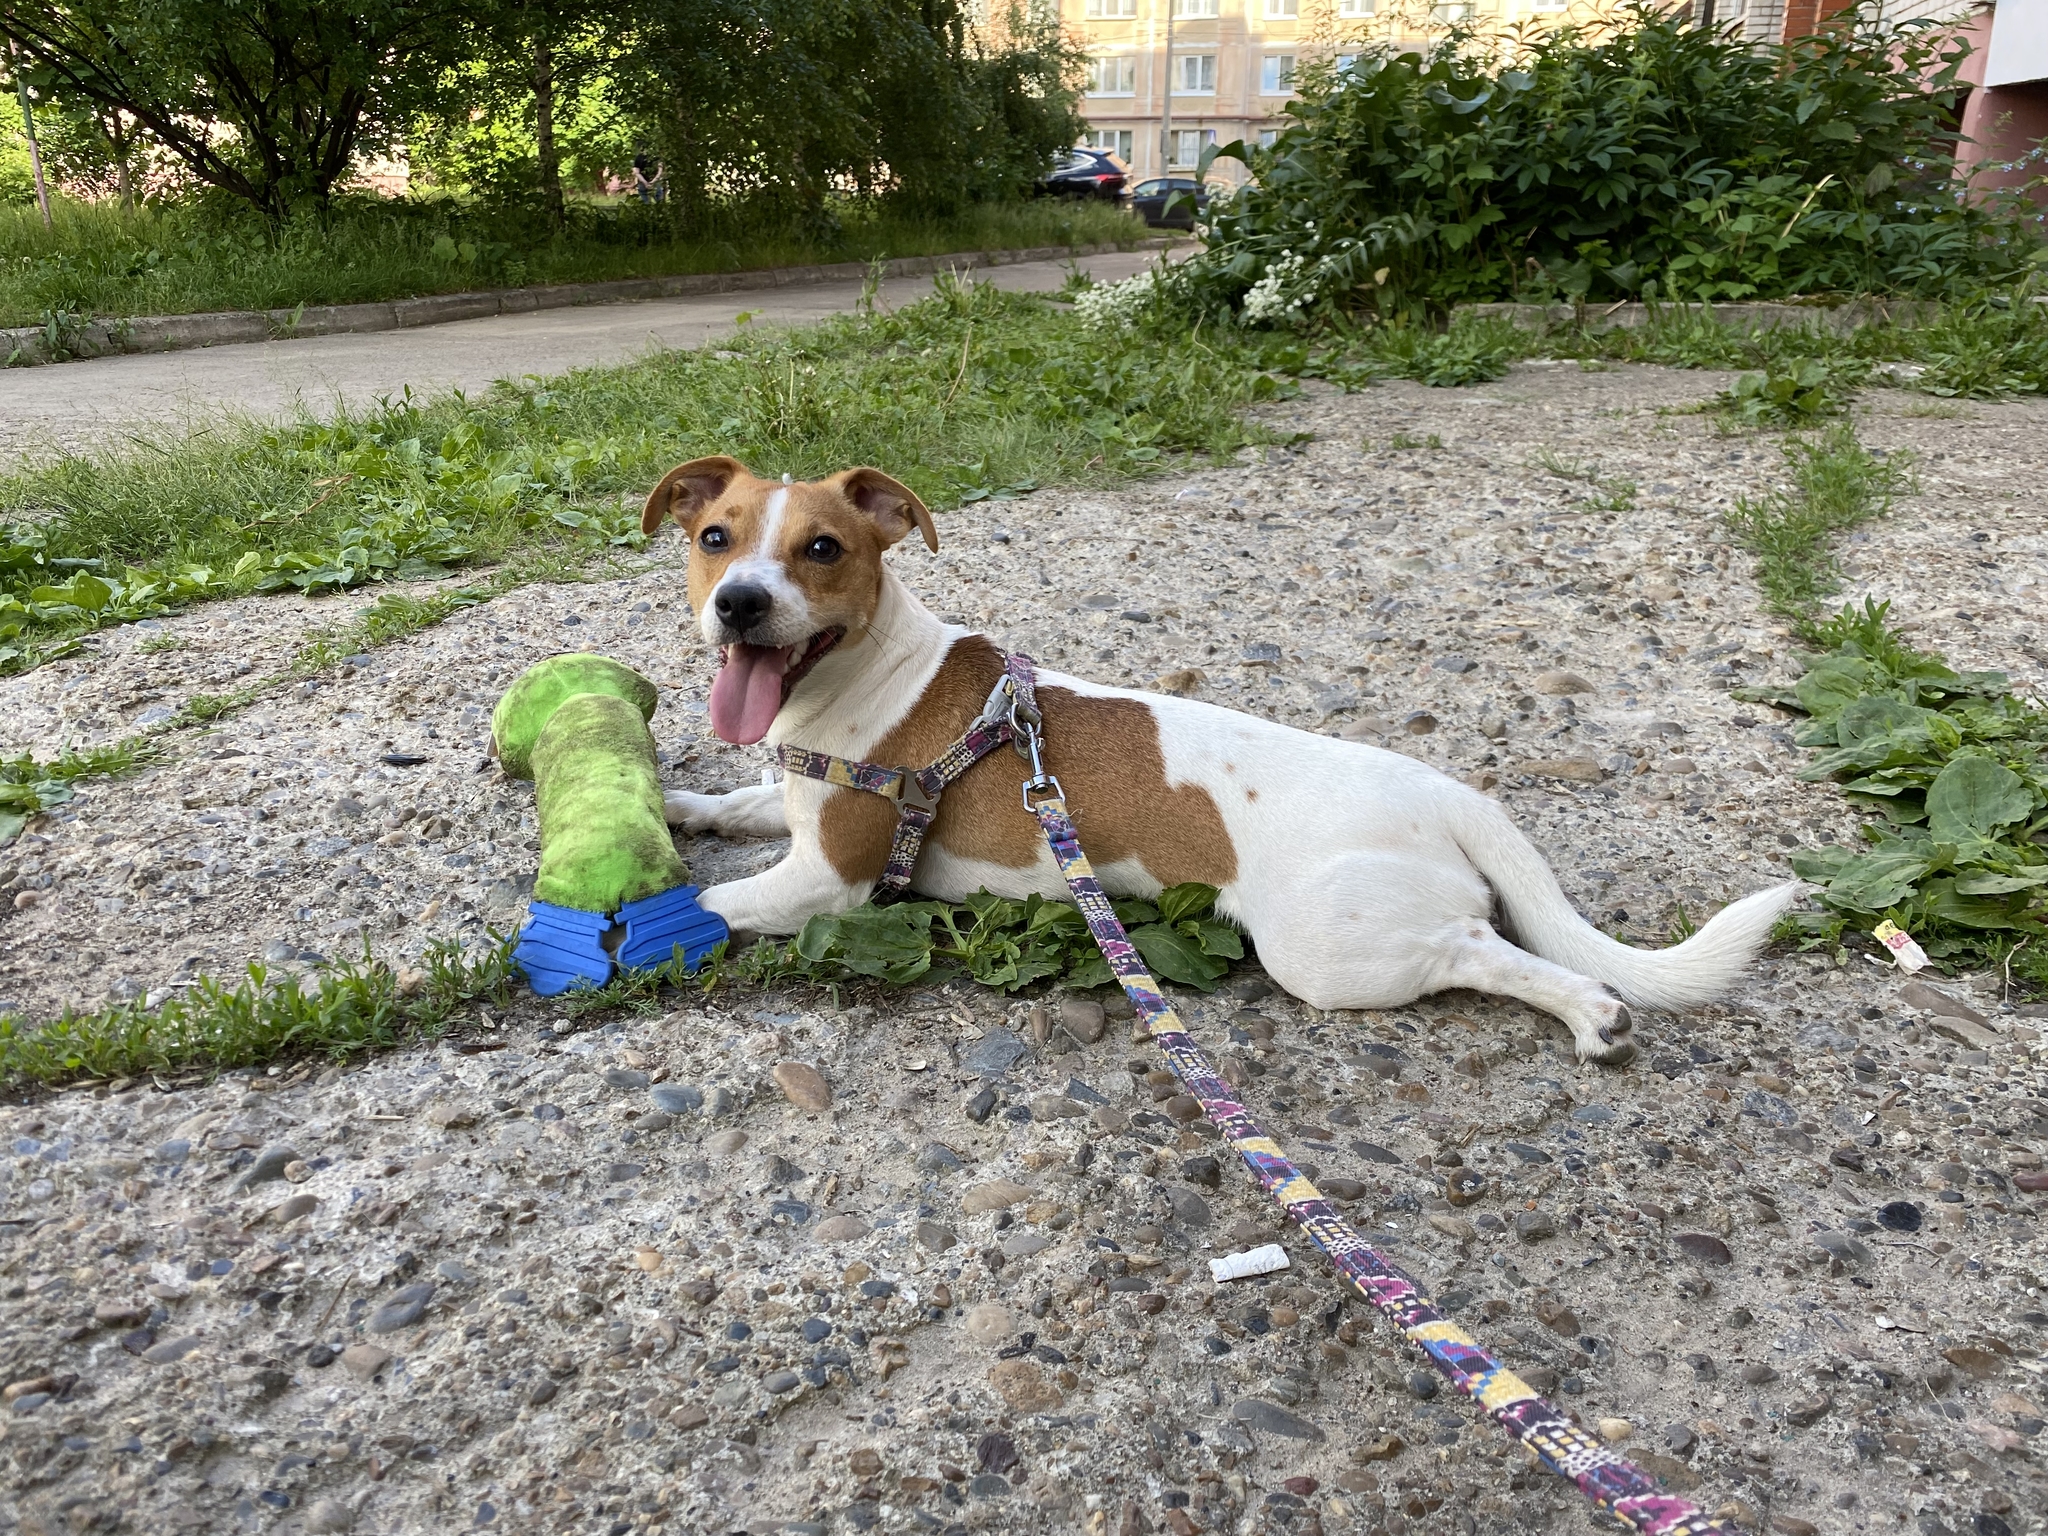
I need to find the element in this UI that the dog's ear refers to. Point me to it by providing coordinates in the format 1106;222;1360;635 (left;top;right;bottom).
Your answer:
830;467;937;553
642;456;749;536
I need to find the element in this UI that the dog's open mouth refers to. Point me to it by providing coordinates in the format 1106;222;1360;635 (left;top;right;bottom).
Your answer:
709;628;843;744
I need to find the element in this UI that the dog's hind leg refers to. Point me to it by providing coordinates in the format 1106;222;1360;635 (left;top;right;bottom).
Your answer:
1421;925;1638;1065
1243;853;1638;1065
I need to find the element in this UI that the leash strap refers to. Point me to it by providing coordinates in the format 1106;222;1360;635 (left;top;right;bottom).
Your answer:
775;651;1044;891
1017;797;1734;1536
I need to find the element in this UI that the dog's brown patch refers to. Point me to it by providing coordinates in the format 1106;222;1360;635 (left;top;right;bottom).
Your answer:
818;637;1238;889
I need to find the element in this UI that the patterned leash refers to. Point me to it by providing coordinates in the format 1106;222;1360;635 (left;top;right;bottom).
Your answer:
1001;680;1734;1536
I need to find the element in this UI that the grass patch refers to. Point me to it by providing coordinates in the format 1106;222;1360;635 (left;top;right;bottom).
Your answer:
0;878;1247;1089
0;197;1147;328
0;275;1285;677
1722;425;1909;633
1;736;160;846
1747;601;2048;992
0;938;515;1091
1553;292;2048;400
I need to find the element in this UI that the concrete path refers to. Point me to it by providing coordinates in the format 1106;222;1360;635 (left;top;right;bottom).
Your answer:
0;248;1161;460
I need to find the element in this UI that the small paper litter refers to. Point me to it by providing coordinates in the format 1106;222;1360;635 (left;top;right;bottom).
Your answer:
1209;1243;1291;1283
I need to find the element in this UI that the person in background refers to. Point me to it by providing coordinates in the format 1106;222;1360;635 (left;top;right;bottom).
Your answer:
632;152;666;204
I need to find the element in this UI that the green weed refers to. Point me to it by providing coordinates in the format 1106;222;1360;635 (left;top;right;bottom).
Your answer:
1365;318;1525;387
1716;358;1861;427
738;882;1244;994
1582;478;1639;513
1533;448;1596;481
1;736;159;846
1746;600;2048;991
1722;425;1908;631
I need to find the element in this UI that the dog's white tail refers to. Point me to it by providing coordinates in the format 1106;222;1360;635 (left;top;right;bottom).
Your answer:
1451;792;1801;1010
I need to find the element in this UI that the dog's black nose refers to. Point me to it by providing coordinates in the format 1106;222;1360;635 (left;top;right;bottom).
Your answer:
714;583;772;631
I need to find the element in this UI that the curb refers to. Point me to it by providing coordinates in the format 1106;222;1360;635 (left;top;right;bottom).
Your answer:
0;238;1180;368
1455;298;1945;333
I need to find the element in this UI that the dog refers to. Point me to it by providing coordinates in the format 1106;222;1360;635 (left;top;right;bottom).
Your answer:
646;457;1800;1064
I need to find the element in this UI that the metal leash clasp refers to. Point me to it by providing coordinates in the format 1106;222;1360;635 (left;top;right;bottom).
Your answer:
1008;696;1060;808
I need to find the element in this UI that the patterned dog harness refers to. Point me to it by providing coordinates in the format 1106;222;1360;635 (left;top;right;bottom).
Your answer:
774;651;1043;892
776;648;1734;1536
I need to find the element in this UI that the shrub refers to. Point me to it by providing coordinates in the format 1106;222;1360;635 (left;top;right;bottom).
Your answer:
1182;1;2042;324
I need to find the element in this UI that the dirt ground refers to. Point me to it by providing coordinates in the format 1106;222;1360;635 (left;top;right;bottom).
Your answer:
1;364;2045;1536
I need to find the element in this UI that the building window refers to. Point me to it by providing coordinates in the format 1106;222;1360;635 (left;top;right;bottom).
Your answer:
1175;54;1217;94
1265;0;1300;17
1432;1;1475;20
1084;0;1136;16
1335;52;1359;72
1171;128;1216;168
1257;128;1280;148
1530;0;1565;11
1084;128;1136;162
1337;0;1375;15
1694;0;1747;19
1260;55;1296;93
1174;0;1219;17
1086;56;1137;95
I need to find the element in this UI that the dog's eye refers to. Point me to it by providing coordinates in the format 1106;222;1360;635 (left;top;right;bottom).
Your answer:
699;526;730;553
805;535;842;564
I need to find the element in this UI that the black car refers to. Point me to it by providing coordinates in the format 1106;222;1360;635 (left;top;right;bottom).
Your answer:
1038;148;1128;201
1128;177;1210;229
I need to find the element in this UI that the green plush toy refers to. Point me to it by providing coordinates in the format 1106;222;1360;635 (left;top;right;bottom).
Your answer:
493;654;727;994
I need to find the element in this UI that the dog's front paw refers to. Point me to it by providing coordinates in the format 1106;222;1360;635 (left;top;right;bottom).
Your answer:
663;790;719;833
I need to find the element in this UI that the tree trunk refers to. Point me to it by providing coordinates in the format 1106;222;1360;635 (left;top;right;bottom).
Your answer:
109;113;135;210
534;35;562;231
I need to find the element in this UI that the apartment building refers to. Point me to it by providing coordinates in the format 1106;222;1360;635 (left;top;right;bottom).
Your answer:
1066;0;1333;183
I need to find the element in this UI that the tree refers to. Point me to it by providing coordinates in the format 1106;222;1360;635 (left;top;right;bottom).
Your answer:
621;0;1084;232
0;1;476;223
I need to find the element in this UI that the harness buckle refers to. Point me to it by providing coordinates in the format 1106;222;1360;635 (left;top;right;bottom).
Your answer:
977;674;1017;732
896;773;939;816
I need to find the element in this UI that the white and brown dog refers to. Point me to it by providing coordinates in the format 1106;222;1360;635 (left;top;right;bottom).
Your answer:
647;457;1799;1064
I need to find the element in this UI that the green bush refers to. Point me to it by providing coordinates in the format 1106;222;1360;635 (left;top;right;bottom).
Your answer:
1183;1;2042;322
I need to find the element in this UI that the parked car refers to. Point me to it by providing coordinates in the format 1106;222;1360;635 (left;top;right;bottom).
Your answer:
1128;177;1211;229
1037;148;1127;201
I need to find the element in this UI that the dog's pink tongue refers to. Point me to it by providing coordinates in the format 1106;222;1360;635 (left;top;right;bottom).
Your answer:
710;642;793;744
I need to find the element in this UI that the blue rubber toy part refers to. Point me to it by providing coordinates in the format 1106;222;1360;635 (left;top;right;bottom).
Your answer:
514;901;615;996
615;884;729;974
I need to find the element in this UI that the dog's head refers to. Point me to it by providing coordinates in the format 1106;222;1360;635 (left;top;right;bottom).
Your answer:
641;456;937;744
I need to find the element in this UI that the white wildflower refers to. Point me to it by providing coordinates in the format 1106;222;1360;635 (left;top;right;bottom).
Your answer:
1241;252;1314;326
1073;269;1158;331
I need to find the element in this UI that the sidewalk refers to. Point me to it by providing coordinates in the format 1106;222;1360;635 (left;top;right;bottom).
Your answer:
0;246;1164;460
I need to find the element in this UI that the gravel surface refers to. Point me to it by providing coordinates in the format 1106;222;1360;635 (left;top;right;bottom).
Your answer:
2;365;2045;1536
